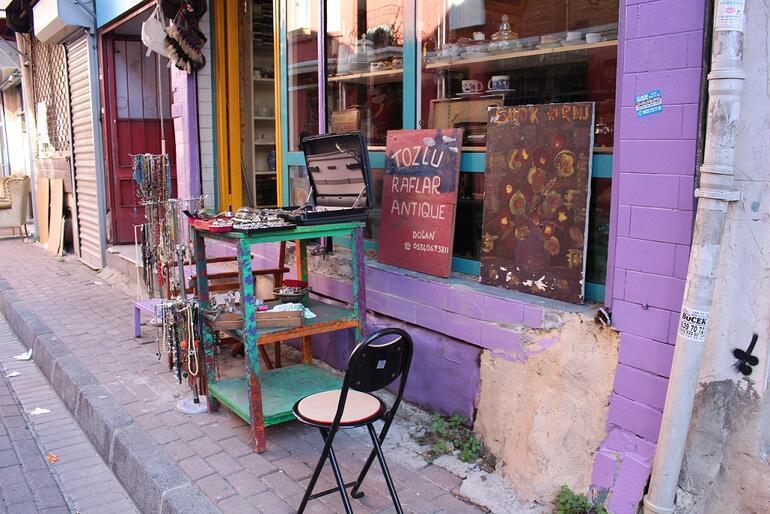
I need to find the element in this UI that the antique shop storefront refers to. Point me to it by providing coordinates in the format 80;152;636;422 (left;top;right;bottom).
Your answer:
186;0;707;512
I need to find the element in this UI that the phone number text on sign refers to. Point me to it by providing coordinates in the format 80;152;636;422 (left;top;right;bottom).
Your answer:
678;307;710;342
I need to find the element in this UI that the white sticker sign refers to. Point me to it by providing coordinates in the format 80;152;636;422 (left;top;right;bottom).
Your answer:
678;307;710;342
715;0;745;32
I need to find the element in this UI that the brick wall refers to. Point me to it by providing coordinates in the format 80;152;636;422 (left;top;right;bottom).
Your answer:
592;1;705;512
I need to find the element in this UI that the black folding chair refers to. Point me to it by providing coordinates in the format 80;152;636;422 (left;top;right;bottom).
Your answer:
293;328;414;514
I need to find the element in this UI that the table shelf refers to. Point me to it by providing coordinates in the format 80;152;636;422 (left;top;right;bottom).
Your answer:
220;298;359;345
209;364;342;426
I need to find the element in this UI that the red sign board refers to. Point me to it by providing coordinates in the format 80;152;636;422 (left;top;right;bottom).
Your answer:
377;129;463;277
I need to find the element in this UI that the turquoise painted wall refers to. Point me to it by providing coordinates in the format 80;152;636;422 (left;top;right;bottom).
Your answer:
96;0;144;28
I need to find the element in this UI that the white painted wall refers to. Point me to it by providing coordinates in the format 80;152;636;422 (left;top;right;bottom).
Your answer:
678;2;770;512
197;8;216;205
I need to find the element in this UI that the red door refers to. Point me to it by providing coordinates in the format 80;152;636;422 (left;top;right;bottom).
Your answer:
103;37;176;244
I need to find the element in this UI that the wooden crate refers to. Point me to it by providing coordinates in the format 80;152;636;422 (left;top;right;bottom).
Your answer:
255;309;303;328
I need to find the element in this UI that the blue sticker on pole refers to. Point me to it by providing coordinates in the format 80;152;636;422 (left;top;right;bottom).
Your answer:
635;89;663;118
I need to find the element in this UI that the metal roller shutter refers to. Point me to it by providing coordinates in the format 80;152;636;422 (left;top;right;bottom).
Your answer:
67;34;106;269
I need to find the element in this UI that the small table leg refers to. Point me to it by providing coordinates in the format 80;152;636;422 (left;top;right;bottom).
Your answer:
301;336;312;364
351;227;367;341
237;240;267;452
249;370;267;452
133;304;141;338
296;239;313;364
194;230;219;412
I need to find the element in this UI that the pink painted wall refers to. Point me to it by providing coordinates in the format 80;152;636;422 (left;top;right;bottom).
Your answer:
592;1;705;511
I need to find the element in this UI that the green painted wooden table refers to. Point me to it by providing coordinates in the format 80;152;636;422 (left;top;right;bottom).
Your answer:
193;222;367;452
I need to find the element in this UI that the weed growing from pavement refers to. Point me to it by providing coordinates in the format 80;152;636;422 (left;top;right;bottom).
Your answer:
418;413;496;472
554;485;608;514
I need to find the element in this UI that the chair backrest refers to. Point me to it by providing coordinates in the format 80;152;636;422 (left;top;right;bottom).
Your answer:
326;328;413;430
345;328;412;394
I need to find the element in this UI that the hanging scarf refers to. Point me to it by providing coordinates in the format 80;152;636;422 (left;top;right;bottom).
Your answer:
165;1;207;73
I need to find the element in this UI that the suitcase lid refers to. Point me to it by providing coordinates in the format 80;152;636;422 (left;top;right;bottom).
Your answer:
300;132;373;211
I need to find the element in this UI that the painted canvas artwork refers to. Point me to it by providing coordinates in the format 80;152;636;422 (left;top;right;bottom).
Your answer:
480;103;595;303
378;129;463;277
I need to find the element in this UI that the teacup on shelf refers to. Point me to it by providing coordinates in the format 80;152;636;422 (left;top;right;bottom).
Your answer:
586;32;603;44
461;79;483;94
487;75;510;91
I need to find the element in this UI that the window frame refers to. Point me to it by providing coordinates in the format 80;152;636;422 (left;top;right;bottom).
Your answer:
277;0;612;302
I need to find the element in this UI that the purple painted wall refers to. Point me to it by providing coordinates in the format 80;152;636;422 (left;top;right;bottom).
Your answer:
286;312;482;420
594;0;705;511
171;69;202;198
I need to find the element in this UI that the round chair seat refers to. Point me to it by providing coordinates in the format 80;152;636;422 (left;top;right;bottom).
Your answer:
296;389;383;427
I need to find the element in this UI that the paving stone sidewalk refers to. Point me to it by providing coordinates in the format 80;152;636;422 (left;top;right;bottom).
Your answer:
0;239;484;513
0;315;138;513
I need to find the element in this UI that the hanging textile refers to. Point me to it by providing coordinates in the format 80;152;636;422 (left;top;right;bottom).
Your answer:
165;1;207;73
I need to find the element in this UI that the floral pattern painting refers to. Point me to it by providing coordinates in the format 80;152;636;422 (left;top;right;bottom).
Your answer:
480;103;595;304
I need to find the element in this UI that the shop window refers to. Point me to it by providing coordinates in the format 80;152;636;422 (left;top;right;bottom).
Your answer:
248;0;278;207
414;0;618;292
325;0;405;147
288;0;320;151
281;0;619;300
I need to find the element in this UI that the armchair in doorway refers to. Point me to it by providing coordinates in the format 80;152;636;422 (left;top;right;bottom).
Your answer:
0;175;30;236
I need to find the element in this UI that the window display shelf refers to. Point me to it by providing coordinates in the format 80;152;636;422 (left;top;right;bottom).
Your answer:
328;68;404;85
253;116;275;121
425;39;618;71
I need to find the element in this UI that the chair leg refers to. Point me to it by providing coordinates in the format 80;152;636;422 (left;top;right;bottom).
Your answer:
351;417;396;498
297;428;336;514
321;428;354;514
366;423;403;514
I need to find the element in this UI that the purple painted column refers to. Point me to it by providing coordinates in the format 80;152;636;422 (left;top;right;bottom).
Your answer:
171;68;203;199
593;1;706;512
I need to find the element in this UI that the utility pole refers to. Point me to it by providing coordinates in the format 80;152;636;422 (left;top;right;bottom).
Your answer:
642;1;746;513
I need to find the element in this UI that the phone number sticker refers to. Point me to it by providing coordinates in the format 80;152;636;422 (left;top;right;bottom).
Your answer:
635;89;663;118
678;307;710;342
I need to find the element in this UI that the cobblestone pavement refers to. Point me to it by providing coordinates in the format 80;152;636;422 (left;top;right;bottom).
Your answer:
0;316;137;513
0;239;484;513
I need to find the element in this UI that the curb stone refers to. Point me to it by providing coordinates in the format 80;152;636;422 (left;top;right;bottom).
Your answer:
0;277;220;513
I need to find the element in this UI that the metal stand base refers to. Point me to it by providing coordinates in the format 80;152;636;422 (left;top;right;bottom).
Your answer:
176;396;208;414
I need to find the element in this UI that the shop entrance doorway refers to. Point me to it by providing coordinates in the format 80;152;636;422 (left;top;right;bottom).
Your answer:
101;14;176;243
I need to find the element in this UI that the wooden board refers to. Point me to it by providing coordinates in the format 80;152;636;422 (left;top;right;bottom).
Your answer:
35;177;50;244
330;108;361;133
428;95;505;146
377;129;463;277
480;103;595;304
208;364;342;426
47;179;64;255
